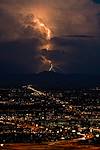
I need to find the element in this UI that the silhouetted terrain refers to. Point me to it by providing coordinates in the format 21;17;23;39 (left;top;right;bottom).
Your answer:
0;71;100;89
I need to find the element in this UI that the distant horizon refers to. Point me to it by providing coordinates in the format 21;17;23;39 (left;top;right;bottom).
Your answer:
0;71;100;89
1;70;100;75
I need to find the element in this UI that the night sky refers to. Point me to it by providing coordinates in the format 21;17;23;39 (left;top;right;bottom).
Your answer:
0;0;100;74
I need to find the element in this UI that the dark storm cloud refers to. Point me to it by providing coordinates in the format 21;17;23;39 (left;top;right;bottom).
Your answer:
92;0;100;4
42;37;100;74
0;38;42;74
0;35;100;74
0;8;19;41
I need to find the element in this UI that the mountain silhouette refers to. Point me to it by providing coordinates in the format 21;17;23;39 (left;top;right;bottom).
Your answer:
0;71;100;89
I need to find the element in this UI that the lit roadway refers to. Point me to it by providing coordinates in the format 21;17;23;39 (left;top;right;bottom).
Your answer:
27;85;46;96
1;131;99;150
2;142;100;150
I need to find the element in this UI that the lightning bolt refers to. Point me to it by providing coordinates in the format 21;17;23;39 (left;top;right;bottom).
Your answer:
41;56;51;65
32;16;55;72
41;56;55;72
49;63;55;72
33;17;51;40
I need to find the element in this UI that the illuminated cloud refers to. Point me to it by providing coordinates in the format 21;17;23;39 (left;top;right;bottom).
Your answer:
0;0;100;41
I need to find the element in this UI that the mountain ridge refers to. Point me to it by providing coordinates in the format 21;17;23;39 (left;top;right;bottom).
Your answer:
0;71;100;89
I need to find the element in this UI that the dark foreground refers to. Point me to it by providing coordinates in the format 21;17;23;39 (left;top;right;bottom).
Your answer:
1;142;100;150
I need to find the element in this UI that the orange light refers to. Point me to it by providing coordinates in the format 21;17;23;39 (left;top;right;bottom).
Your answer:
33;17;51;40
42;56;51;65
